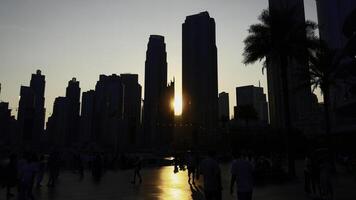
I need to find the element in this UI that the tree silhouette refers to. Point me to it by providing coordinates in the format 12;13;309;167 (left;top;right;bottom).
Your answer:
243;8;317;176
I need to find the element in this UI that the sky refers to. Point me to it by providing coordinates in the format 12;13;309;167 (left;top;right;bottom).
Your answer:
0;0;318;119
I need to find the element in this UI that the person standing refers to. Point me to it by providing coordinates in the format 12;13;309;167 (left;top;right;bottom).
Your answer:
36;155;45;188
200;151;222;200
230;152;254;200
4;154;18;199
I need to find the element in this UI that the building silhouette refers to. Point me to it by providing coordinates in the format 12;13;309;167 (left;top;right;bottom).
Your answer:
80;90;95;144
0;102;18;146
235;85;268;123
143;35;169;147
94;74;124;151
218;92;230;121
121;74;142;146
47;96;69;147
65;78;81;144
182;11;218;137
267;0;315;130
17;70;46;147
316;0;356;132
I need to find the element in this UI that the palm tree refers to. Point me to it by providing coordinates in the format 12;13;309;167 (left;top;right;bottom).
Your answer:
243;8;317;176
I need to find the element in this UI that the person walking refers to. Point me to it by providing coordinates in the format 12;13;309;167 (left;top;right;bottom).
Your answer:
230;152;254;200
131;156;142;184
200;151;222;200
186;151;197;184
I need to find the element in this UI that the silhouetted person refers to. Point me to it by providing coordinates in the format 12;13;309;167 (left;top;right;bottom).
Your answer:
47;152;60;187
320;153;335;200
199;151;222;200
78;154;84;179
304;155;312;194
36;155;45;188
230;152;254;200
131;156;142;184
18;154;38;200
92;154;103;181
4;154;18;199
186;151;197;184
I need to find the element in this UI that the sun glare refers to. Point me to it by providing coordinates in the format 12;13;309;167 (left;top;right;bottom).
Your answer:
173;95;182;116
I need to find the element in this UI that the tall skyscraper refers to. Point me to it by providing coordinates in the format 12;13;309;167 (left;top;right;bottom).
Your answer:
267;0;314;129
182;11;218;135
316;0;356;50
94;74;124;150
218;92;230;121
47;96;69;147
121;74;142;146
65;78;81;144
143;35;168;147
0;102;18;145
17;70;46;146
80;90;95;144
236;86;268;123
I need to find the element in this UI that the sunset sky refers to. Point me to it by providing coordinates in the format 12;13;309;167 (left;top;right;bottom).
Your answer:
0;0;318;119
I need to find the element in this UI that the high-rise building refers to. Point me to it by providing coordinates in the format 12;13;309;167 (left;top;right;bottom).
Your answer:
80;90;95;144
143;35;168;147
267;0;314;129
0;102;18;145
65;78;80;144
121;74;142;146
47;97;68;147
235;86;268;123
218;92;230;121
316;0;356;50
94;74;124;150
182;11;218;135
17;70;46;146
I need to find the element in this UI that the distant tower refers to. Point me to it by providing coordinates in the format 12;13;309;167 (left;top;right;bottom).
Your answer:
94;74;124;150
182;11;218;136
143;35;168;147
65;78;80;144
218;92;230;121
18;70;46;146
80;90;95;144
121;74;142;146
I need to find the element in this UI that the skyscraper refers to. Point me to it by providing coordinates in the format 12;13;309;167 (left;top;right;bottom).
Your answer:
218;92;230;121
65;78;81;144
267;0;314;129
80;90;95;144
236;86;268;123
316;0;356;50
143;35;168;147
17;70;46;146
47;96;69;147
182;11;218;135
121;73;142;146
94;74;124;150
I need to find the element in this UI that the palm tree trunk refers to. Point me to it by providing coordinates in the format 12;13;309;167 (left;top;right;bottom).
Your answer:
280;56;295;177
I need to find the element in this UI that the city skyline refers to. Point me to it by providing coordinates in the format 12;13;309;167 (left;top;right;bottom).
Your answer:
0;0;318;120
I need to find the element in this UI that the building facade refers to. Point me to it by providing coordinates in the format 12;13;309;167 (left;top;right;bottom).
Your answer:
182;11;218;136
218;92;230;121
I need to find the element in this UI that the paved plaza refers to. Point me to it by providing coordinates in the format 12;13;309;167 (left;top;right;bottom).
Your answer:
1;162;356;200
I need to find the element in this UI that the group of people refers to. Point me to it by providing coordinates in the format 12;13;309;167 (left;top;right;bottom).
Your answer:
175;151;254;200
304;150;335;200
0;152;57;200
